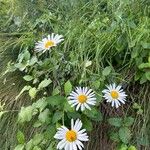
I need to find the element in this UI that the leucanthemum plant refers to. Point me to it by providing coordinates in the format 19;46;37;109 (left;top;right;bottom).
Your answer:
54;119;89;150
68;87;96;111
35;33;64;52
102;83;127;108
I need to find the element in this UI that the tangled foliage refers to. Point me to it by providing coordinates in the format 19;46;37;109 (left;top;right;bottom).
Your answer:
0;0;150;150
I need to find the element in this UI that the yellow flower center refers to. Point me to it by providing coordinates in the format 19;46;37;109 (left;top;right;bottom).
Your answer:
78;94;87;103
110;90;119;99
66;130;77;142
45;40;55;48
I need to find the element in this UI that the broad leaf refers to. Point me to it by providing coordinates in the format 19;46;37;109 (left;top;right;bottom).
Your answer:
47;96;66;107
23;75;33;81
18;106;33;123
102;66;111;76
38;109;51;123
108;118;123;127
17;130;25;144
38;79;52;89
64;80;72;95
123;117;134;127
119;127;131;144
52;111;63;123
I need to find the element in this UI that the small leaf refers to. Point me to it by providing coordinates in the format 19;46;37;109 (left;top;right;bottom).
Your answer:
64;101;74;112
52;87;60;96
46;96;66;107
123;117;134;127
128;146;137;150
38;79;52;89
108;118;122;127
33;121;42;128
23;75;33;81
84;108;103;121
18;106;33;123
33;134;43;145
15;86;31;100
14;144;24;150
32;98;48;112
109;132;120;142
102;66;111;76
64;80;72;95
29;87;37;99
117;144;128;150
119;127;131;144
26;139;33;150
82;116;93;131
145;72;150;81
17;130;25;144
33;146;41;150
52;111;63;123
44;125;56;140
38;109;51;123
67;112;81;119
138;63;150;69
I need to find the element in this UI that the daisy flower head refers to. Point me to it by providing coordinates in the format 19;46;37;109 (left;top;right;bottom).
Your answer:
54;119;89;150
102;83;127;108
68;87;96;111
35;33;64;52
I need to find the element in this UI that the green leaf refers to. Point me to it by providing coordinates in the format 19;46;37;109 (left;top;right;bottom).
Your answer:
17;131;25;144
33;121;42;128
145;72;150;81
108;118;122;127
26;139;33;150
32;98;48;112
84;108;103;121
119;127;131;144
138;63;150;69
128;146;137;150
52;87;60;96
38;79;52;89
33;134;44;145
64;101;74;112
29;87;37;99
137;134;149;146
14;144;24;150
141;42;150;49
117;144;128;150
38;109;51;123
140;74;147;84
67;112;81;119
18;106;33;123
109;132;120;142
29;56;38;66
52;111;63;123
64;80;72;95
82;116;93;131
15;86;31;100
131;48;138;58
23;75;33;81
123;117;134;127
44;125;56;140
102;66;111;76
33;146;42;150
47;96;66;107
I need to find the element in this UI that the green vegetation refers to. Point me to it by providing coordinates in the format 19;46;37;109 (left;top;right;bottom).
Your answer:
0;0;149;150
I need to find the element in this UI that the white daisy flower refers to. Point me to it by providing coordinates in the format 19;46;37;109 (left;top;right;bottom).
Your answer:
35;33;64;52
68;87;96;111
54;119;89;150
102;83;127;108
